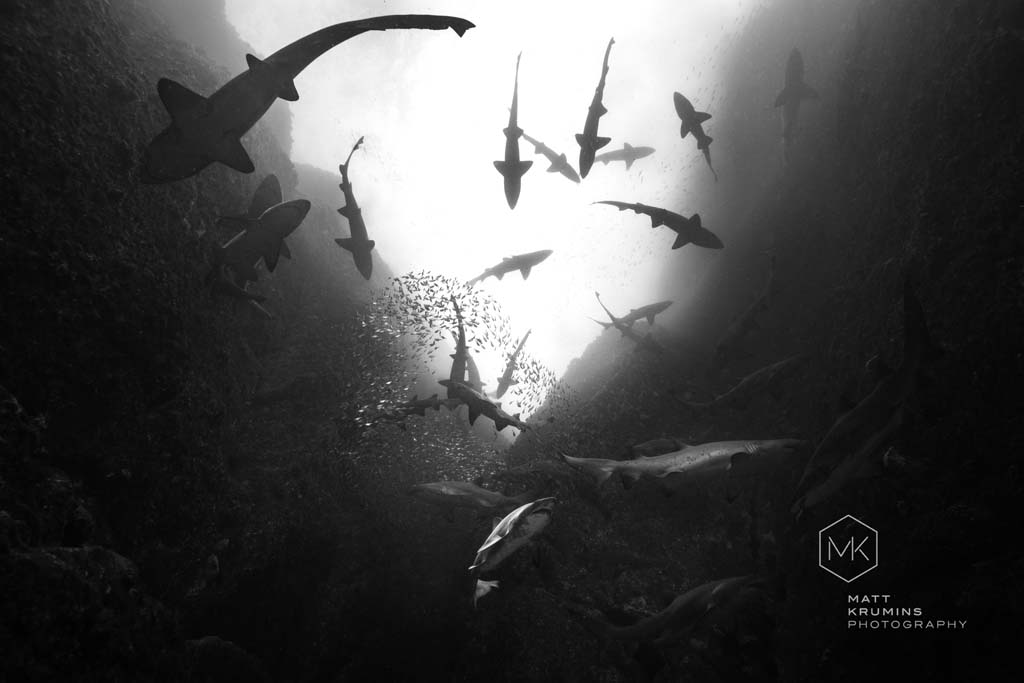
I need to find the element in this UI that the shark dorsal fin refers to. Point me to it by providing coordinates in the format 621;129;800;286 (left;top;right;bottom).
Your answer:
245;53;300;101
624;142;632;151
157;78;207;124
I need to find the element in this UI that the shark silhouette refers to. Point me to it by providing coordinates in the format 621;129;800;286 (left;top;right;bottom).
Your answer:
494;52;532;208
595;142;655;170
468;250;553;285
576;38;615;179
595;201;723;250
141;15;474;183
334;136;374;280
521;131;580;183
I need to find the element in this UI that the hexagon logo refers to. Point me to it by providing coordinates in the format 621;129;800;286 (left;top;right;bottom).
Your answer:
818;515;878;583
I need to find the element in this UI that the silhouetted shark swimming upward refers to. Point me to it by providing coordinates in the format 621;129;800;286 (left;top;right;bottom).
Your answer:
141;14;474;183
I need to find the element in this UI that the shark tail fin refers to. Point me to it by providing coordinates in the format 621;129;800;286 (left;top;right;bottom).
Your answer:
561;453;617;487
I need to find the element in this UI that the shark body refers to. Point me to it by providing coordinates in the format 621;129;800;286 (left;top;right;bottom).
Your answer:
562;439;806;487
495;330;532;399
791;281;936;516
673;92;717;180
576;38;615;179
595;201;723;250
521;132;580;183
494;53;532;209
468;250;553;285
594;142;655;170
774;48;819;160
469;497;555;574
141;15;474;183
335;137;374;279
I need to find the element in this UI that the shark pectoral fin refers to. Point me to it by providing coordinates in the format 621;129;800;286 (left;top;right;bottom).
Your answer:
335;238;354;252
594;136;612;150
468;405;481;424
519;160;533;175
277;81;300;101
619;470;641;489
625;158;634;170
157;78;208;124
696;112;712;123
671;233;691;249
264;241;283;272
574;133;586;146
213;137;255;174
493;160;507;174
728;451;752;471
279;240;292;260
520;266;532;279
366;240;376;251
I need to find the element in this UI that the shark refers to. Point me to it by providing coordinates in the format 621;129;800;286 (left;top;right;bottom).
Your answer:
215;199;311;284
334;136;374;280
774;48;819;160
682;354;805;411
576;38;615;179
140;14;474;183
438;380;528;432
592;293;665;356
447;297;470;399
594;143;655;170
591;293;672;329
466;349;485;392
494;52;533;209
630;437;690;459
208;265;267;304
218;174;292;261
570;576;767;645
408;481;541;513
561;439;807;487
790;280;937;517
673;92;717;181
467;250;553;285
396;393;461;417
468;497;556;574
595;201;724;250
521;131;580;183
495;330;531;399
